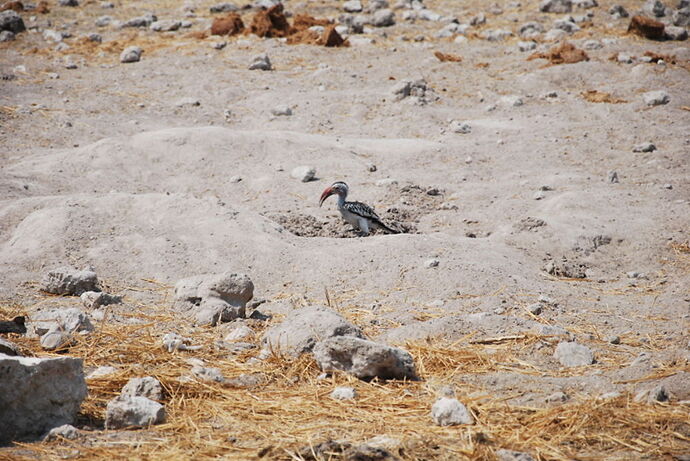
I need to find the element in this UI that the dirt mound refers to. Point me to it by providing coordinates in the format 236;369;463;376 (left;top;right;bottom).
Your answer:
581;90;627;104
0;1;23;12
434;51;462;62
528;41;589;65
249;4;291;38
381;184;445;233
287;25;348;47
34;0;48;13
211;13;244;36
292;14;331;31
628;15;665;40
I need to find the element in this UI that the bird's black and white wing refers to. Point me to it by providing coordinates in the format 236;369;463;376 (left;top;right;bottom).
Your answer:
344;201;399;234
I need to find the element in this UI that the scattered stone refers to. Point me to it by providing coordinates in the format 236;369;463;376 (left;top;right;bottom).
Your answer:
582;39;602;49
481;28;513;41
58;0;78;6
120;46;142;63
174;272;253;325
175;97;200;107
262;306;364;357
554;341;595;367
150;19;181;32
43;29;64;42
539;0;572;13
554;18;580;33
607;335;621;344
390;79;437;105
248;53;272;70
40;330;72;350
80;291;121;309
372;9;395;27
608;4;628;18
607;171;619;183
573;0;596;8
643;90;670;106
665;25;688;40
543;28;568;41
30;308;94;337
95;15;112;27
290;165;316;182
450;120;471;134
105;395;165;429
470;12;486;25
436;22;470;38
313;336;417;380
527;303;543;315
0;337;20;356
271;105;292;116
44;424;80;441
85;33;102;42
331;386;357;400
0;356;87;443
41;266;99;296
674;7;690;26
123;13;157;28
518;40;537;51
211;12;244;35
162;332;202;352
191;365;225;383
0;29;14;41
644;0;668;17
515;217;546;231
519;21;544;38
544;259;587;278
633;142;657;153
598;391;622;400
545;391;569;403
121;376;163;400
209;2;238;13
424;258;440;268
224;324;254;341
500;95;524;107
496;449;536;461
431;397;474;426
628;15;665;40
86;365;118;379
343;0;362;12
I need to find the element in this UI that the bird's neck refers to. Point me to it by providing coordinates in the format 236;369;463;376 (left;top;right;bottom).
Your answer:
336;193;346;209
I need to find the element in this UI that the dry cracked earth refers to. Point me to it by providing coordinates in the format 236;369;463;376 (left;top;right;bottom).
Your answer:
1;0;689;459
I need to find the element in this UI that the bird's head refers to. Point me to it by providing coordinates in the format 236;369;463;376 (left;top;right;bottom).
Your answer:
319;181;349;207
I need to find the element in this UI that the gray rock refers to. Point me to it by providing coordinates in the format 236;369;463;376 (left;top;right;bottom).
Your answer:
58;0;78;6
41;266;99;296
0;356;87;443
191;365;225;383
573;0;596;8
598;391;622;400
40;329;72;350
633;142;656;153
544;28;568;41
29;308;94;337
105;395;165;429
44;424;80;441
607;170;619;183
196;297;244;326
554;18;580;33
372;9;395;27
0;30;15;41
518;40;537;51
123;13;157;28
519;21;544;38
85;365;118;379
470;12;486;25
607;335;621;344
497;449;536;461
85;33;102;42
450;121;471;134
120;46;142;63
290;165;316;182
162;332;201;352
313;336;418;380
481;28;513;41
436;22;470;38
616;52;633;64
0;11;24;34
43;29;65;42
539;0;572;13
121;376;163;400
150;20;181;32
248;53;272;71
262;305;364;356
80;290;120;309
174;272;254;312
209;2;238;13
545;391;569;403
331;386;357;400
365;0;389;13
271;105;293;116
430;397;474;426
608;4;628;18
673;7;690;26
554;341;595;367
665;25;688;40
643;90;670;106
424;258;440;268
175;97;200;107
644;0;667;17
582;39;602;49
95;15;112;27
343;0;363;12
527;303;543;315
224;324;254;341
0;337;20;356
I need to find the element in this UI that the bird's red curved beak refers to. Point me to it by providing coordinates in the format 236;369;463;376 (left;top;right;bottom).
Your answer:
319;187;333;207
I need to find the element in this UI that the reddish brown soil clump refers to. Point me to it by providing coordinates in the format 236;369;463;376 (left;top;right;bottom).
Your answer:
211;12;244;36
292;14;331;31
320;25;347;47
35;0;48;13
287;25;348;47
581;90;627;104
434;51;462;62
528;41;589;65
249;4;291;38
0;1;24;12
628;15;665;40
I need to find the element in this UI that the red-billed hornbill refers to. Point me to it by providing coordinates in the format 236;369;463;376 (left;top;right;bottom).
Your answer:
319;181;398;235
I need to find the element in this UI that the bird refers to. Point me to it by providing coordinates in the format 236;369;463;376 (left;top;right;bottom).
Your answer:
319;181;399;236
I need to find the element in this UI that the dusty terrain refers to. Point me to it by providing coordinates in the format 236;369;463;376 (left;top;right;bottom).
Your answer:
1;0;689;459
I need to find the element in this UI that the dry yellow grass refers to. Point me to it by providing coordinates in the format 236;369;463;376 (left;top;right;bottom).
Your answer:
1;302;688;461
